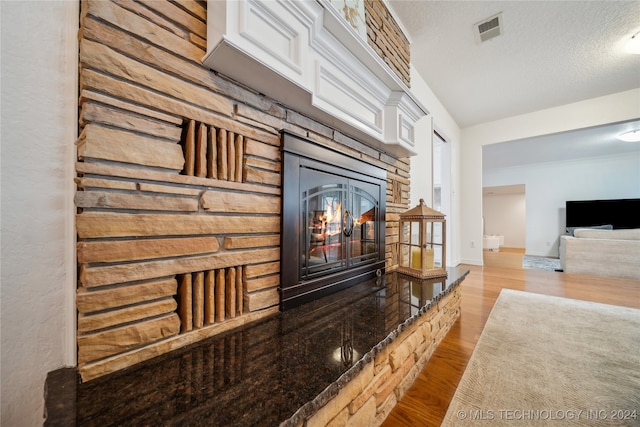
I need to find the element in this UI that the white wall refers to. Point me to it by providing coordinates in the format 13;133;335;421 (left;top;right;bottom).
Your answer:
408;65;462;266
1;2;78;425
460;89;640;265
410;112;434;207
483;193;526;248
484;152;640;257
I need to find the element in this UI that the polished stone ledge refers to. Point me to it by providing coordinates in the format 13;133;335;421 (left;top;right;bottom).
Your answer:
45;267;469;426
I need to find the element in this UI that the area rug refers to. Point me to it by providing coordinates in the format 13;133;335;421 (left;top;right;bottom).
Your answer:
522;255;561;272
442;289;640;426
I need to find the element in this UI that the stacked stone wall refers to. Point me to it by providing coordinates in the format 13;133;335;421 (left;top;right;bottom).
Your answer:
76;0;411;381
365;0;411;87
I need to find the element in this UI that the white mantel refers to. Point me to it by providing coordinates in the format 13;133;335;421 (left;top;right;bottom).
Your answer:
203;0;428;157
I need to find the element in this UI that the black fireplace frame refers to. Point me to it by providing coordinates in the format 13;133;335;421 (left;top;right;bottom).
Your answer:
280;132;387;310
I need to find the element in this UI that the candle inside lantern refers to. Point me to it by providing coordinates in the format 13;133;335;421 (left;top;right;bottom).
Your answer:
411;247;435;269
411;247;421;268
425;248;434;269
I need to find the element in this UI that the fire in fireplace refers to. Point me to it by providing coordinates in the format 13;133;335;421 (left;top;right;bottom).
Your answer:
281;132;387;309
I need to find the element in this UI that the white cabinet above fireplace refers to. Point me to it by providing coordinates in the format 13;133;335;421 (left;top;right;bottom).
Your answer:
203;0;428;157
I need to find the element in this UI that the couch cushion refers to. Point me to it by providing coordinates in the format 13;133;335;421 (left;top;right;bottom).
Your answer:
573;228;640;240
566;224;612;236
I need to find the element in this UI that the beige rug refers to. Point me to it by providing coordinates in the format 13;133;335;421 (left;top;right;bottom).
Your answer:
442;289;640;426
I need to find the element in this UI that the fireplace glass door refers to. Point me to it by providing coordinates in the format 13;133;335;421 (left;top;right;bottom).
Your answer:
301;169;379;280
281;132;386;309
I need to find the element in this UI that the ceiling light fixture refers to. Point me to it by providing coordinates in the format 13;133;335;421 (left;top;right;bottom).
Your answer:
617;129;640;142
626;31;640;54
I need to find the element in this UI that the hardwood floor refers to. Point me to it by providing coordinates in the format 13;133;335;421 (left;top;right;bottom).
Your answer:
382;254;640;427
481;247;525;270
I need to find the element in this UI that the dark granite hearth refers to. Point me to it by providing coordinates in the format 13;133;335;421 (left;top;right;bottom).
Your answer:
45;267;468;427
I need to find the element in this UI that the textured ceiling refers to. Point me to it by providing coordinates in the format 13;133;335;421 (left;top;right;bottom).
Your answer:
388;0;640;128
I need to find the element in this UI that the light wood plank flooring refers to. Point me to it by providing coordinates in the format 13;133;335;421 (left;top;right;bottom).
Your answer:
382;252;640;426
482;247;525;269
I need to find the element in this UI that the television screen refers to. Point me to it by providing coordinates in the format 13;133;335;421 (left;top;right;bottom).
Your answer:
565;198;640;230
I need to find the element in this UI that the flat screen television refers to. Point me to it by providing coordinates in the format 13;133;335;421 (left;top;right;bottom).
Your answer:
565;198;640;230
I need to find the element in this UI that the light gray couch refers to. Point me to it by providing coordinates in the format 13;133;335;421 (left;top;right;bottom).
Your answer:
559;228;640;280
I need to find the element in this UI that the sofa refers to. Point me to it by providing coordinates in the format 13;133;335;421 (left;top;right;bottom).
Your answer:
559;228;640;280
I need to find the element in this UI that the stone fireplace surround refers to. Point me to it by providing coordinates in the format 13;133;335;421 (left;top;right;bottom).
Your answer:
75;0;420;381
53;1;468;424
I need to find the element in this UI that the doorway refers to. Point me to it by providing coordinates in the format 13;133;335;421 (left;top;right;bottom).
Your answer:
433;131;451;266
482;184;526;268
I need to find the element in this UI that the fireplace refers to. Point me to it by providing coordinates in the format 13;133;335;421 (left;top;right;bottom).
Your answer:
281;132;387;309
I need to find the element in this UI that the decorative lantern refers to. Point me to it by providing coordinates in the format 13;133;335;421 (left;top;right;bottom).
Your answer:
398;199;447;279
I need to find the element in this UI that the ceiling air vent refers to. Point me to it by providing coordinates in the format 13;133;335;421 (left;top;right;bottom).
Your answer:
475;13;502;43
